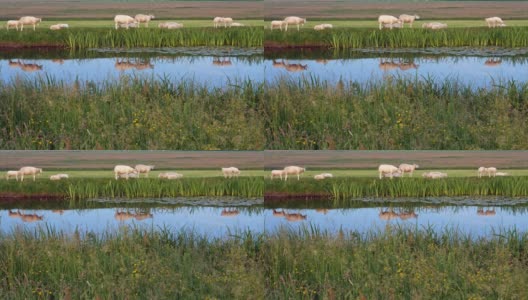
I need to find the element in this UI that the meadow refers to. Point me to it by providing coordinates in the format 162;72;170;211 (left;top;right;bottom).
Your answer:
1;226;528;299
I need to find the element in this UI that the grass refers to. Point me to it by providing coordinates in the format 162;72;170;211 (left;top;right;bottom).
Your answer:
264;77;528;150
0;77;265;150
0;177;264;200
0;25;264;49
1;226;528;299
266;176;528;200
266;25;528;48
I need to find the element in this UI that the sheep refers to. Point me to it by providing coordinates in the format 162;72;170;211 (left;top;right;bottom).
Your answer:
222;167;240;178
422;22;447;30
114;165;138;180
6;20;20;31
57;24;69;28
213;17;233;28
283;16;306;31
283;166;305;181
50;174;62;180
382;22;402;29
50;24;62;30
18;166;43;181
19;16;42;31
321;173;333;178
158;172;183;179
314;23;333;30
134;14;155;27
314;174;326;180
114;15;137;30
478;167;497;178
57;173;69;179
6;170;19;180
158;22;184;29
270;20;285;31
378;15;402;30
398;163;419;177
496;172;509;176
399;14;420;28
230;22;245;27
378;164;401;179
422;172;448;179
485;17;506;28
271;170;284;180
135;164;155;178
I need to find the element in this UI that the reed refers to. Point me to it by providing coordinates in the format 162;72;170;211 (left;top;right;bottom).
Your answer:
0;77;264;150
0;27;263;49
0;177;264;200
265;177;528;201
1;226;528;299
264;77;528;150
266;27;528;48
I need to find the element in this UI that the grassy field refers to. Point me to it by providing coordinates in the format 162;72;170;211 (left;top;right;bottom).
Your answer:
1;226;528;299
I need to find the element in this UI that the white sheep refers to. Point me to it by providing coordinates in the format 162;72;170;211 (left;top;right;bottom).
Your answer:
134;14;155;27
114;165;138;180
378;164;401;179
270;20;285;31
422;22;448;30
158;172;183;179
398;163;419;177
6;170;19;180
57;24;69;28
314;174;326;180
485;17;506;28
382;22;402;29
159;22;184;29
50;174;62;181
478;167;497;178
283;16;306;31
314;23;333;30
495;172;509;176
18;166;43;181
230;22;245;27
283;166;305;181
18;16;42;31
422;172;448;179
114;15;137;30
213;17;233;28
49;24;62;30
6;20;20;31
378;15;402;30
270;170;284;180
399;14;420;28
135;164;155;178
222;167;240;178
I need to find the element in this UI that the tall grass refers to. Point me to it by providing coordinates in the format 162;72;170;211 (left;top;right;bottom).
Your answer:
0;77;264;150
0;177;264;200
1;226;528;298
264;77;528;150
0;27;263;49
266;27;528;48
265;177;528;201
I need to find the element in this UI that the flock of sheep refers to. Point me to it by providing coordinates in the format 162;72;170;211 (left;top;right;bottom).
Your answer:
270;15;508;31
3;164;511;182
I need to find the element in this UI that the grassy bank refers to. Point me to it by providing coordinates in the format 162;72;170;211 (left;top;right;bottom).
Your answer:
0;27;263;49
0;77;264;150
265;77;528;150
266;176;528;200
1;227;528;299
0;177;264;200
265;27;528;48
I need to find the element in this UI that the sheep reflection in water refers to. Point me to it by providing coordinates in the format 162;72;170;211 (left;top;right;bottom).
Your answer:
8;210;44;222
114;209;153;221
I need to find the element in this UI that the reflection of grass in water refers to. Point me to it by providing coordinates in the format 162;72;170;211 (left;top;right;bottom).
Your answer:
2;226;528;299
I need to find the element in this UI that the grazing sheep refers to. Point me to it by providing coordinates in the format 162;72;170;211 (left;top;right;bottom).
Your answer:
485;17;506;28
222;167;240;178
213;17;233;28
114;165;138;180
422;22;447;30
478;167;497;178
158;172;183;179
271;170;284;180
378;164;401;179
49;24;62;30
321;173;333;178
18;16;42;31
134;14;155;27
283;16;306;31
422;172;448;179
496;172;509;176
382;22;402;29
314;23;333;30
283;166;306;181
270;20;285;30
135;164;155;178
57;23;69;28
230;22;245;27
50;174;62;180
162;22;184;29
378;15;402;30
6;20;20;31
18;166;43;181
6;170;19;180
314;174;326;180
399;14;420;28
114;15;137;30
398;163;419;177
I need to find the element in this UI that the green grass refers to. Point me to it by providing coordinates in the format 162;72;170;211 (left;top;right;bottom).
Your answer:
265;77;528;150
0;77;265;150
266;26;528;48
1;226;528;299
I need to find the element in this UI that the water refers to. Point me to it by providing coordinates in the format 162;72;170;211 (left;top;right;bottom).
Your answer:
2;197;528;238
2;47;528;88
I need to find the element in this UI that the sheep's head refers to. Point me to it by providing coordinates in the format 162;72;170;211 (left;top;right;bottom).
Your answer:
150;15;155;19
414;15;420;19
